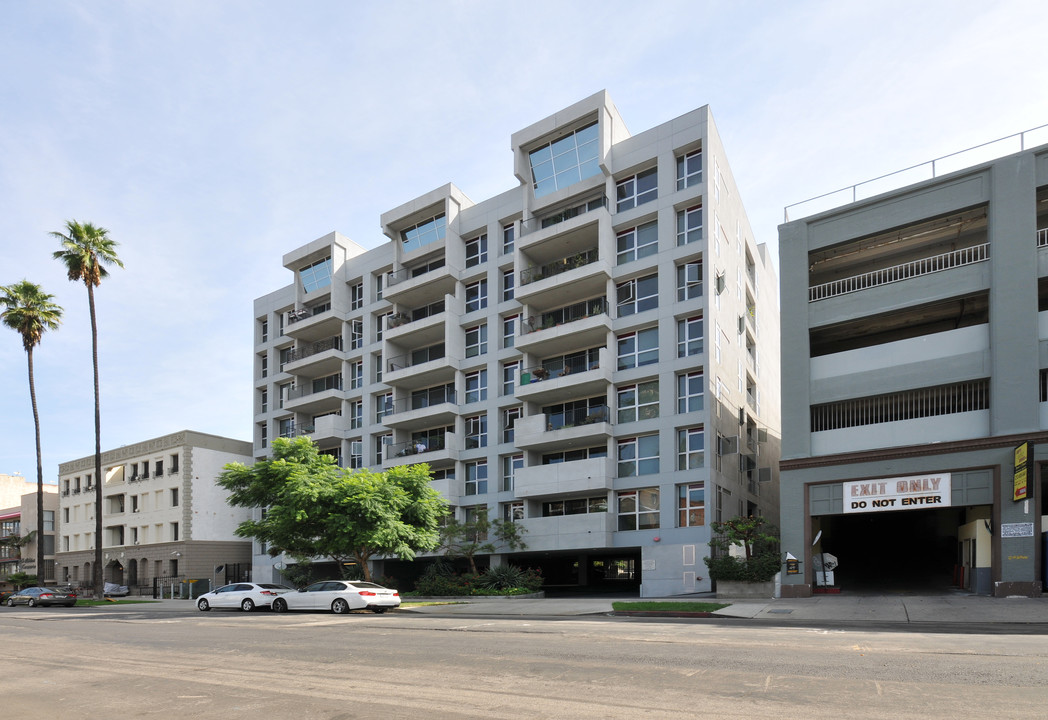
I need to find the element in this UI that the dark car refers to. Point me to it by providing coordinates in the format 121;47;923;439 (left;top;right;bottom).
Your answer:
0;590;13;605
6;586;77;607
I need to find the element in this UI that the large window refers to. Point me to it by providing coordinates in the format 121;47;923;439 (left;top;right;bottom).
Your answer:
617;435;659;477
466;279;488;312
617;488;659;530
501;454;523;492
503;315;517;349
465;460;488;495
678;371;704;413
617;380;659;423
465;234;488;268
502;269;515;302
677;261;702;301
502;360;519;396
350;283;364;310
465;414;488;448
678;482;705;527
617;327;659;370
502;224;515;255
543;496;608;517
616;221;658;265
502;406;521;443
401;214;446;253
677;205;703;246
349;401;362;429
677;150;702;190
465;324;487;357
349;361;363;390
617;274;658;316
677;427;705;470
677;316;703;358
616;167;658;212
542;446;607;464
465;369;488;403
529;121;600;197
300;257;332;293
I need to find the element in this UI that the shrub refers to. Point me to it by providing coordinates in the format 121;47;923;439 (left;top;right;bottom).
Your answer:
476;564;525;591
704;515;781;583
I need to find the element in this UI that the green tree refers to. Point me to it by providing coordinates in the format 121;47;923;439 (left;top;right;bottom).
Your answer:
52;220;123;599
441;509;528;575
1;281;62;582
704;516;781;583
6;571;37;590
218;437;449;581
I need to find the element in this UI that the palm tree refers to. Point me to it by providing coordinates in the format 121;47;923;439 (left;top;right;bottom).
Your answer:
1;281;62;584
52;221;123;599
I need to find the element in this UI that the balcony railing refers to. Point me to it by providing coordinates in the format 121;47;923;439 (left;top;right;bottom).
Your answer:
387;347;446;372
287;378;343;400
390;390;458;414
808;243;989;302
521;194;607;235
545;404;610;431
520;249;599;286
286;305;331;325
523;353;600;384
521;298;609;334
388;436;449;458
287;336;342;362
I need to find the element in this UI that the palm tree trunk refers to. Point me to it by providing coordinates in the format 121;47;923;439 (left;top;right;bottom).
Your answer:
89;283;104;600
28;347;45;583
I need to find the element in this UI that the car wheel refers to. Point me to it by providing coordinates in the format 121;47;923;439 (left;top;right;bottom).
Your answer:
370;607;388;614
241;598;255;612
197;598;211;612
28;598;36;607
331;598;350;614
6;598;14;607
272;598;288;613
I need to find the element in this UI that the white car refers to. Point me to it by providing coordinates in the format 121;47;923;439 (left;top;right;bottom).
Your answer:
271;580;401;614
196;582;294;612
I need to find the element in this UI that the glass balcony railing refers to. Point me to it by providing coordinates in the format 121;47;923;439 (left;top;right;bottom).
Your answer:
390;389;458;414
287;336;342;362
521;194;607;235
520;249;599;286
545;405;610;431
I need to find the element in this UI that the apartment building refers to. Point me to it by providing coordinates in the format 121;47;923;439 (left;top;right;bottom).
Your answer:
0;473;58;588
779;141;1048;598
254;91;780;597
55;431;254;593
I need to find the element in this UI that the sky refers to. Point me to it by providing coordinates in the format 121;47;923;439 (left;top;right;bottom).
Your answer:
1;0;1047;482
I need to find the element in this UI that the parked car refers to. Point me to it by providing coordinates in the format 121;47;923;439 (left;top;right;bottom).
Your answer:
271;580;401;614
0;590;14;605
6;586;77;607
196;582;294;612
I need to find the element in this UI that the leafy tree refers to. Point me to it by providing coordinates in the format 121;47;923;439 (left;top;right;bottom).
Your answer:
704;516;781;583
1;281;62;583
7;572;37;590
218;437;449;581
441;509;528;575
52;220;123;599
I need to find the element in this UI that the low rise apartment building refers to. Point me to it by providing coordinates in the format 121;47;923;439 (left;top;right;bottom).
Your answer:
0;473;58;588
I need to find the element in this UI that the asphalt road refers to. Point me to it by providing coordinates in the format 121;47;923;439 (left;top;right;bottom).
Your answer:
3;604;1046;718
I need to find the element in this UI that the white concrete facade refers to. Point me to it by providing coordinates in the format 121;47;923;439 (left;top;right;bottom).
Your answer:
253;91;780;597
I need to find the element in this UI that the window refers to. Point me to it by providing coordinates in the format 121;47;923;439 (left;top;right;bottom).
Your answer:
43;510;54;532
155;459;164;476
348;440;363;469
376;311;391;342
375;433;392;463
542;446;607;464
529;121;600;197
617;381;659;423
501;454;523;491
502;407;521;443
616;221;658;264
375;273;384;301
465;369;488;403
170;454;179;474
617;435;659;477
465;460;488;495
502;361;519;395
677;316;703;357
502;224;515;255
465;324;487;357
677;150;702;190
350;401;363;429
466;280;488;312
311;373;342;393
678;482;705;527
401;214;446;253
349;361;363;390
410;383;455;410
502;269;514;302
543;496;608;517
278;347;291;372
260;355;268;379
617;327;659;370
260;319;268;343
171;488;179;507
616;274;658;316
374;353;383;383
63;507;69;523
503;315;517;348
502;501;524;522
677;427;705;470
260;389;268;414
406;342;443;368
350;320;363;350
677;261;702;301
260;423;267;446
466;234;488;267
677;205;703;246
171;522;180;542
616;167;658;212
465;414;488;448
617;488;659;530
678;371;704;413
300;257;333;293
350;283;364;310
375;392;392;422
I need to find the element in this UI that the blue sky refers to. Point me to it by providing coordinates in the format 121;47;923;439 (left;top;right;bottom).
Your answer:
2;0;1046;481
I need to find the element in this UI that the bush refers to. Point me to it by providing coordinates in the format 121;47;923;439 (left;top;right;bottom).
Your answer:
703;552;780;582
704;515;781;583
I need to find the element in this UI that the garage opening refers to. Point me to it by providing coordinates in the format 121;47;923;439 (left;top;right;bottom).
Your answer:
815;507;968;593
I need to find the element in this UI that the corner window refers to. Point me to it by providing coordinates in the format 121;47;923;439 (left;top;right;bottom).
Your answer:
529;121;600;198
616;221;658;265
677;150;702;190
617;488;659;530
401;214;447;253
300;257;332;293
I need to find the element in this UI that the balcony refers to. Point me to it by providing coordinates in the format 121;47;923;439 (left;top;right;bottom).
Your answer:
519;194;607;241
515;456;614;499
516;298;611;356
285;306;343;342
385;261;459;307
516;249;611;311
385;294;460;348
383;392;459;430
514;408;612;452
384;351;460;390
301;414;346;445
382;437;458;470
517;512;615;552
284;335;344;376
517;348;611;404
284;380;343;414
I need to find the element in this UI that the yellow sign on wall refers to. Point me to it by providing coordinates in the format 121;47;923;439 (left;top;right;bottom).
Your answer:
1013;441;1029;502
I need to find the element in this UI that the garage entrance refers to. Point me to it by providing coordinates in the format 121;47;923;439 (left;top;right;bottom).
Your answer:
814;506;969;593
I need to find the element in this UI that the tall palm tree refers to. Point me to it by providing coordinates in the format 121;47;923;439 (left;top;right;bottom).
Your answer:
52;221;123;599
1;281;62;583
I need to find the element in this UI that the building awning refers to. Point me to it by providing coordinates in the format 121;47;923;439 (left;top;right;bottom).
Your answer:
0;512;21;520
